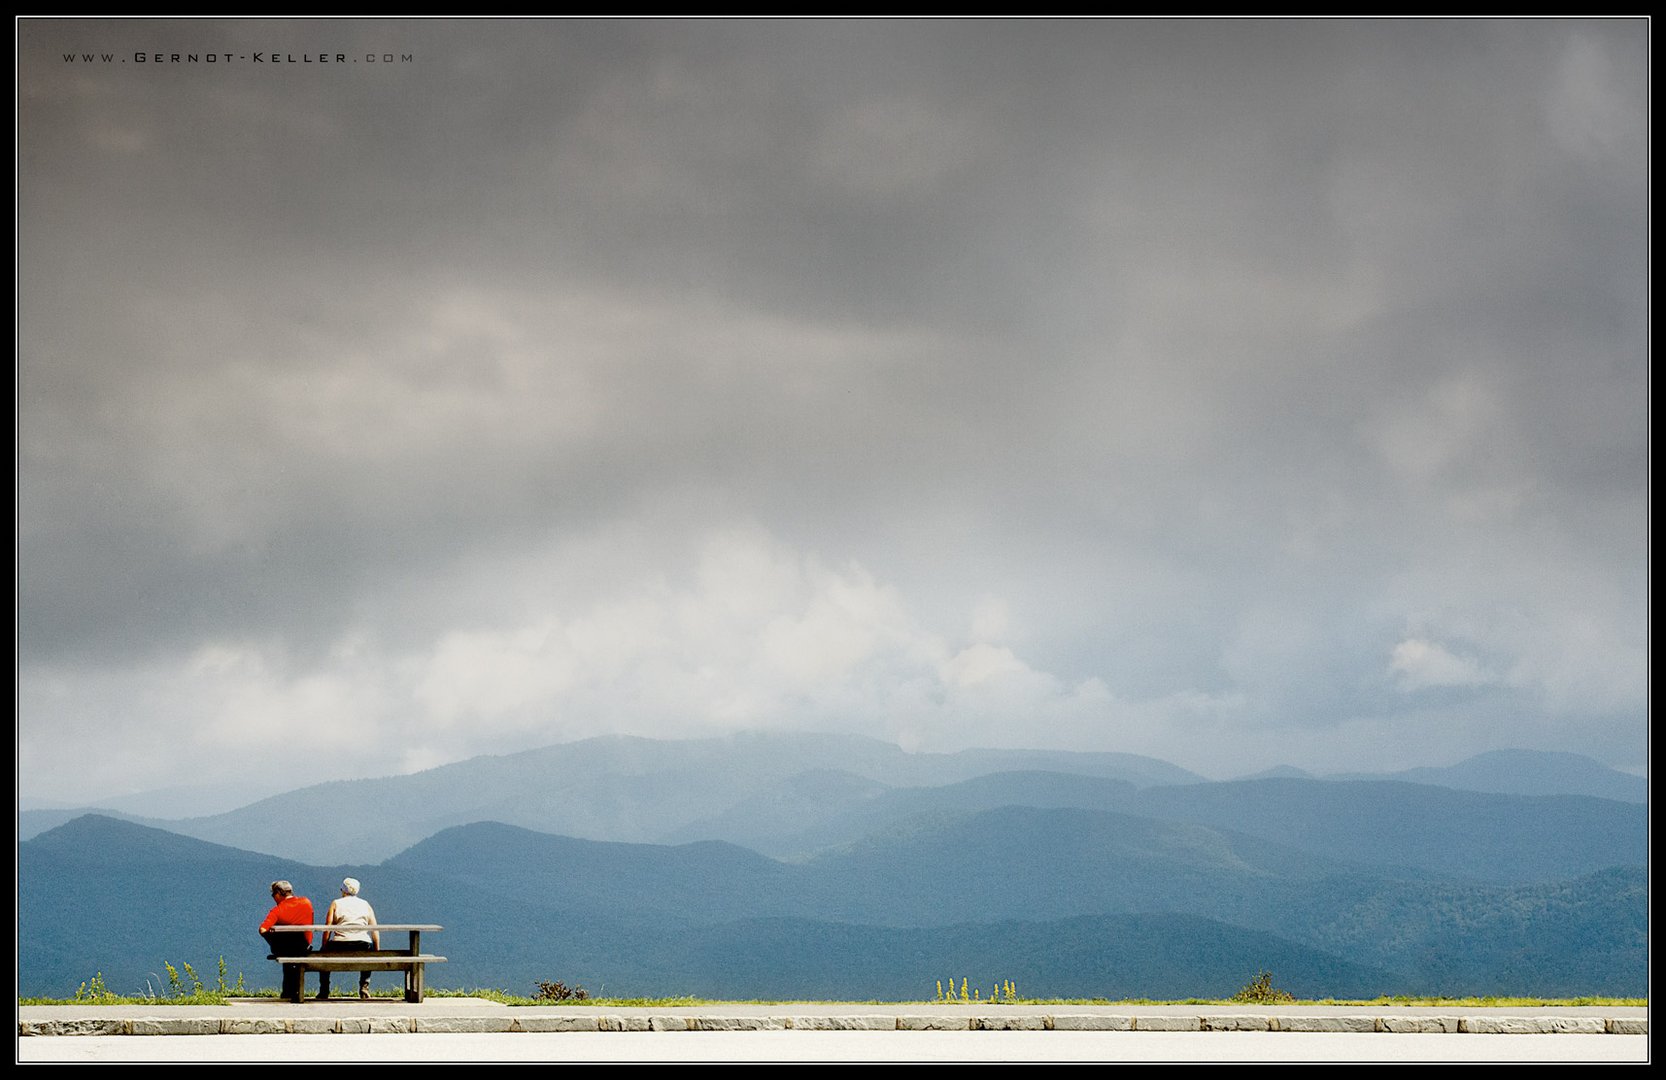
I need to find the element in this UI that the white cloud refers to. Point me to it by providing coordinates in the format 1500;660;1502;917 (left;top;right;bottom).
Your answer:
1390;637;1491;691
940;642;1029;689
23;528;1144;803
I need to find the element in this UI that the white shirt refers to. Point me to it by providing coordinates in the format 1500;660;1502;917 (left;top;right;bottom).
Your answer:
328;894;376;944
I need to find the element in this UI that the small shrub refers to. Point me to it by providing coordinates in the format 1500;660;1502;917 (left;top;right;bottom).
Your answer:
163;960;205;996
935;976;1018;1003
216;956;246;995
74;972;121;1005
535;980;589;1002
1231;970;1295;1005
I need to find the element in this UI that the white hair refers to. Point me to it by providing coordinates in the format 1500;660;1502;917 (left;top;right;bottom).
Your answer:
341;877;361;896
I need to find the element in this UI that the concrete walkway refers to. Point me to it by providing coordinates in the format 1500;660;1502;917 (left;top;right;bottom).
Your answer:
18;999;1648;1038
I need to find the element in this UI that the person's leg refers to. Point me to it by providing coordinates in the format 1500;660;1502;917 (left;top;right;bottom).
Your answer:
263;930;309;1001
317;939;345;999
261;930;292;999
334;940;373;998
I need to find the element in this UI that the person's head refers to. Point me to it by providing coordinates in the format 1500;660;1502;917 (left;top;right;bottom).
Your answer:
341;877;361;897
271;880;294;899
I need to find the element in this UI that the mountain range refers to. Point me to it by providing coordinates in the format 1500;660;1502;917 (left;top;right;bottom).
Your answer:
16;733;1648;1000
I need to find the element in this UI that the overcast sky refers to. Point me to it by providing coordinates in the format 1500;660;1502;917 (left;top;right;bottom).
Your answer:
17;19;1648;807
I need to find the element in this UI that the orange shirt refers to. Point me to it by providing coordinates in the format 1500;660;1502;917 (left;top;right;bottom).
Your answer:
259;895;315;946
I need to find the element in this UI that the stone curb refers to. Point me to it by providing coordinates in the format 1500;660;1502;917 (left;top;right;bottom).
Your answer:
896;1016;972;1030
692;1017;789;1031
412;1017;517;1034
974;1016;1049;1030
1050;1015;1133;1031
1379;1017;1461;1033
1276;1016;1377;1033
789;1016;892;1030
128;1018;222;1036
17;1013;1648;1037
1459;1016;1609;1035
512;1016;601;1033
342;1018;409;1034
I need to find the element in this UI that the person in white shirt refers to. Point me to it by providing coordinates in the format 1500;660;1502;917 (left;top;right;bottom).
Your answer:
317;877;381;1000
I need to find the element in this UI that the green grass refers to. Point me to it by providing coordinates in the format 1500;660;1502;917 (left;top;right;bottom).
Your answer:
907;995;1647;1008
20;959;1643;1008
22;985;1646;1008
20;960;259;1006
1318;995;1648;1008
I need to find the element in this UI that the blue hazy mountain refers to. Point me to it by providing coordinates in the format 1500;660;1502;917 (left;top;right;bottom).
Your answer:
21;779;292;819
121;733;1204;863
665;769;1643;885
77;736;1643;880
20;806;150;840
388;812;1645;998
1232;765;1315;781
385;808;1357;929
19;812;1645;1000
1325;748;1647;803
1127;778;1645;884
662;769;1141;854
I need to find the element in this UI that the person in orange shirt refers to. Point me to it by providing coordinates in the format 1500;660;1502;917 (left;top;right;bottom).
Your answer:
259;879;315;1001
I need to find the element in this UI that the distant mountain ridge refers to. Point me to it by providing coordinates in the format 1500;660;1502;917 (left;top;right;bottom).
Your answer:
22;735;1642;865
69;732;1205;863
656;767;1644;883
663;769;1141;855
19;813;1645;1000
1324;748;1647;803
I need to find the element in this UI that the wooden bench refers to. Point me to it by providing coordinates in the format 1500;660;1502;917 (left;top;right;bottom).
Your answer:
271;924;445;1003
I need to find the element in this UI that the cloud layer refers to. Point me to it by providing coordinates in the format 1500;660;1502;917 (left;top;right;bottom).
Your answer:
18;19;1648;804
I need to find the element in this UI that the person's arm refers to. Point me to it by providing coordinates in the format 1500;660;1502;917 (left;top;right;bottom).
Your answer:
259;905;279;934
367;904;381;950
323;899;339;944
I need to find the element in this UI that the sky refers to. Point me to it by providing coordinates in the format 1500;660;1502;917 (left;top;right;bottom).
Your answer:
17;19;1649;809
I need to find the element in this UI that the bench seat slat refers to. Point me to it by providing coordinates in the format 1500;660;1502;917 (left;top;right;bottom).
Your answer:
269;924;442;932
276;956;446;972
278;951;440;959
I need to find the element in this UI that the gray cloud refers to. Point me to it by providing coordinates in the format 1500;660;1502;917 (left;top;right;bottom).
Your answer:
18;19;1648;802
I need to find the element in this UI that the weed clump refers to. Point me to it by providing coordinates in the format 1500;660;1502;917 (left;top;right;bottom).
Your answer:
535;980;589;1002
935;976;1018;1003
73;972;121;1005
67;958;246;1005
1231;971;1295;1005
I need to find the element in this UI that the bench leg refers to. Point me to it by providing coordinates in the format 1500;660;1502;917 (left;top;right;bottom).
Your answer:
404;963;425;1004
284;964;304;1004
